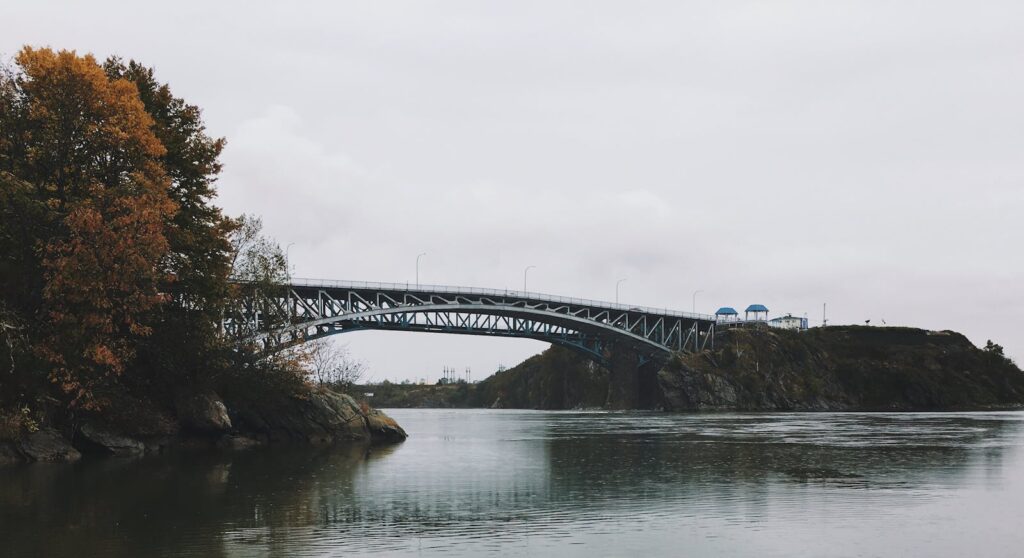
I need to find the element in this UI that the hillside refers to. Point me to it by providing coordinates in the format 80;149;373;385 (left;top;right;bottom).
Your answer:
660;326;1024;411
476;346;609;409
460;326;1024;411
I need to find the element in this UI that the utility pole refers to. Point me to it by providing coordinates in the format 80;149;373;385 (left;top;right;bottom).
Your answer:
823;303;828;327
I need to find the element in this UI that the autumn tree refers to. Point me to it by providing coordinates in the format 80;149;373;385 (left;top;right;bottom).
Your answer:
1;46;301;417
103;58;233;308
102;58;238;390
0;48;176;409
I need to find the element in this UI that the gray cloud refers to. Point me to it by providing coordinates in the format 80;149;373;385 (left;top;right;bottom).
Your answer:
6;0;1023;379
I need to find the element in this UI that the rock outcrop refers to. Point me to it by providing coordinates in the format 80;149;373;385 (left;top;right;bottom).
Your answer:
1;383;407;466
456;326;1024;412
19;428;81;462
176;391;232;433
659;326;1024;411
364;408;408;443
77;423;145;457
228;387;405;444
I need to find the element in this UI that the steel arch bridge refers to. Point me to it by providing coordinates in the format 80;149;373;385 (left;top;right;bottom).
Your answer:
224;279;718;366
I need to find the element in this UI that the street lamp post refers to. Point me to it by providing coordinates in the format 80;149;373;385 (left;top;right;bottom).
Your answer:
692;289;703;313
416;252;427;287
284;242;295;320
616;278;627;304
523;265;536;293
285;242;295;277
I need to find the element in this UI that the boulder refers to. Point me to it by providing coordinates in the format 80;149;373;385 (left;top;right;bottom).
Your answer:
230;388;371;444
176;391;232;433
19;428;80;462
77;423;145;457
364;409;408;443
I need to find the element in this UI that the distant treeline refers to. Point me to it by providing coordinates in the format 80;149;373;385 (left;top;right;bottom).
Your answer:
358;345;606;409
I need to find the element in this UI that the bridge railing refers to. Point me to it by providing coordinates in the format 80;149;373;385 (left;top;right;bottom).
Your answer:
288;277;718;321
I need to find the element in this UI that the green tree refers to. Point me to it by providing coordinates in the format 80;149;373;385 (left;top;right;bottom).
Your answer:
102;58;238;391
223;214;291;344
103;58;234;313
984;340;1005;356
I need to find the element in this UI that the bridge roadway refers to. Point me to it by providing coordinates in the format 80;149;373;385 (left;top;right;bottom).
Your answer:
227;278;719;366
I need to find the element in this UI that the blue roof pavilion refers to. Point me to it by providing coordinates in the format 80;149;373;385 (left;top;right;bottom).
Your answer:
745;304;769;321
715;307;738;316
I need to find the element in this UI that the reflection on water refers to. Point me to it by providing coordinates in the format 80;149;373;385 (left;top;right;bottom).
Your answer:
2;410;1024;557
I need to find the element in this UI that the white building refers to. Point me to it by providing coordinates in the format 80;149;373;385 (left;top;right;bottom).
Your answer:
768;314;808;330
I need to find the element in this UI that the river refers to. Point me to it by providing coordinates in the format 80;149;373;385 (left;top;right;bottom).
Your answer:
2;409;1023;557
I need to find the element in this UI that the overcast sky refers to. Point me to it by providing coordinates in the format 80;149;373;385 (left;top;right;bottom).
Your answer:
6;1;1024;380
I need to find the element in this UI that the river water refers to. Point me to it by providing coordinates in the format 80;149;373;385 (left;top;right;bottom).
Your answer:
2;409;1024;557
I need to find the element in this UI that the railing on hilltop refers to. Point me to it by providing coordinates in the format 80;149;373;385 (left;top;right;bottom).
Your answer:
715;316;807;330
288;277;719;322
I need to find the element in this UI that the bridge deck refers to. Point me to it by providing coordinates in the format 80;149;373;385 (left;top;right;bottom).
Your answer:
290;278;717;322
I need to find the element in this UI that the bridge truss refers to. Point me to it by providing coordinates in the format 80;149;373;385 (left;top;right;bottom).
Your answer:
225;279;718;365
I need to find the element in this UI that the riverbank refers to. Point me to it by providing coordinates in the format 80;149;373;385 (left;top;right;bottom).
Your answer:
0;384;406;465
364;326;1024;412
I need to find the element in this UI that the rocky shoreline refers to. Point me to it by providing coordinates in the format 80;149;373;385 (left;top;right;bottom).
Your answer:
8;325;1018;466
660;326;1024;411
371;326;1024;412
0;387;406;465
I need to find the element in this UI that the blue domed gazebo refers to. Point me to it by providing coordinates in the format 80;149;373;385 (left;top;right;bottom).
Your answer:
715;307;738;321
745;304;768;321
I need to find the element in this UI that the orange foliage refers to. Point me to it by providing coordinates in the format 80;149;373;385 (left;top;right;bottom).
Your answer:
10;48;177;409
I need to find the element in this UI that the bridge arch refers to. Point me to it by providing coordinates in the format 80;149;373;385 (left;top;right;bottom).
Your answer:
258;303;676;366
226;280;717;366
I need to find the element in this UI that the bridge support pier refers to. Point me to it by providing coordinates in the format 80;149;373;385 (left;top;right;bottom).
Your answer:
604;346;661;410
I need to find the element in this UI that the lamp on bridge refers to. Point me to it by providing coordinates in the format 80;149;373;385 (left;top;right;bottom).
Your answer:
416;252;427;287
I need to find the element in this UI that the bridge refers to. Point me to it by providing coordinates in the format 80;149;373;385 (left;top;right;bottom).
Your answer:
225;278;719;368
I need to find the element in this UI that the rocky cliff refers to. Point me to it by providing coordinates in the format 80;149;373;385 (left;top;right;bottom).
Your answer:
470;326;1024;412
660;326;1024;411
477;346;609;409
